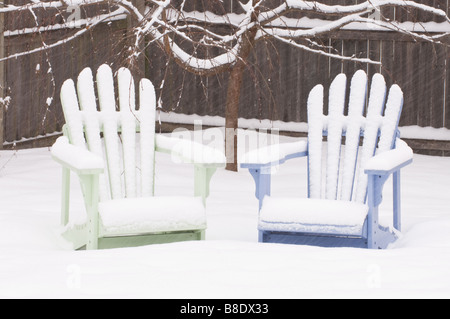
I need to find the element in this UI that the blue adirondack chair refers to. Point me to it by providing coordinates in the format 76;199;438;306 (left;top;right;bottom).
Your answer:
241;70;413;249
51;64;225;250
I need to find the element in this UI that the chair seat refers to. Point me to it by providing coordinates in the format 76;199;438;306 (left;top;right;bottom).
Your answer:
99;196;206;237
259;197;368;236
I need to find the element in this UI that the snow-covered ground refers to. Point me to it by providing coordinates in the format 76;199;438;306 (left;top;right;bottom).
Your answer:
0;132;450;299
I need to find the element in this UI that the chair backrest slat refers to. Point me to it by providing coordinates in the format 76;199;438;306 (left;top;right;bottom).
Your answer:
307;71;403;204
354;74;387;203
307;84;325;199
340;70;367;201
77;68;102;155
325;73;346;200
60;80;86;149
378;85;403;152
60;65;157;202
117;67;137;198
77;68;109;201
96;65;123;200
138;79;156;197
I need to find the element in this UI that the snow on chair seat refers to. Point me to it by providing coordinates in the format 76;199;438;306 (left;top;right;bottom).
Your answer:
99;196;206;237
52;64;225;250
259;198;368;236
241;70;413;249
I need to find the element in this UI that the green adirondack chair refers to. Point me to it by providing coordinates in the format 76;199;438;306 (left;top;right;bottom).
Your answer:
51;64;225;250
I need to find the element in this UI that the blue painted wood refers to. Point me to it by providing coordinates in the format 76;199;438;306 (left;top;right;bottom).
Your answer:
249;167;271;210
367;174;382;249
393;171;401;231
243;150;308;209
240;150;308;170
365;157;412;247
364;158;412;176
259;230;368;248
241;71;412;249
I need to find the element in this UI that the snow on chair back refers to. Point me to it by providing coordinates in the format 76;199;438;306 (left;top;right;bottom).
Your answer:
307;70;403;203
60;64;156;202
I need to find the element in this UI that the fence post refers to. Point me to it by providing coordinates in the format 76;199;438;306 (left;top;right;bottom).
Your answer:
0;1;4;149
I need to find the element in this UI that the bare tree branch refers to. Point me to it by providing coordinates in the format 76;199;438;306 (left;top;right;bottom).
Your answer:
2;1;448;69
2;0;449;170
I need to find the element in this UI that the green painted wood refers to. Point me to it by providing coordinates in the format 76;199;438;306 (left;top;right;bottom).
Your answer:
61;222;88;250
52;154;104;176
81;174;100;250
194;165;217;205
54;64;222;250
97;230;205;250
61;166;70;226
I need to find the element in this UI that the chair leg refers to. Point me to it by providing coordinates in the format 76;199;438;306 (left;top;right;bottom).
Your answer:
258;230;265;243
393;171;401;231
81;174;100;250
367;173;390;249
61;167;71;226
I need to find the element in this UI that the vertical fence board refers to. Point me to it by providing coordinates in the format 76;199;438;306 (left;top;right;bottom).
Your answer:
400;40;418;127
430;43;447;128
0;1;4;148
368;40;381;79
446;45;450;129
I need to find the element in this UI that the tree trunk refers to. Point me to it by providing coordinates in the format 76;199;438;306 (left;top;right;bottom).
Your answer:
224;1;261;171
162;0;261;172
225;61;246;171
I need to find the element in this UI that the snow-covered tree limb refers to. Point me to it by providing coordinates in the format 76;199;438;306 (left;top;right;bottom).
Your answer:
2;0;449;68
2;0;448;171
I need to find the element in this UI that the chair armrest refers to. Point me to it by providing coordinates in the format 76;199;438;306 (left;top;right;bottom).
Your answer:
240;140;307;210
155;134;226;167
365;140;413;238
364;140;413;176
240;140;308;169
51;136;104;175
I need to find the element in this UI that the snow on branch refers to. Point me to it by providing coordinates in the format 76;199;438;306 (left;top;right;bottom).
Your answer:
1;1;449;71
142;0;449;73
0;6;127;62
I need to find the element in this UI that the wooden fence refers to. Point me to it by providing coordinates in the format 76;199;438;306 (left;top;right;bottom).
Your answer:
1;0;449;154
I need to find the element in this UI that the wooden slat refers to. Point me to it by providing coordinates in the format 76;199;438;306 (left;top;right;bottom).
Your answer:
307;85;325;199
378;84;404;152
296;47;308;123
394;40;415;127
355;73;387;203
97;64;122;200
446;46;450;129
429;43;447;128
329;38;345;86
77;67;109;201
117;67;137;198
325;73;346;200
340;70;367;202
419;42;433;127
60;79;85;148
138;78;156;197
367;40;382;80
